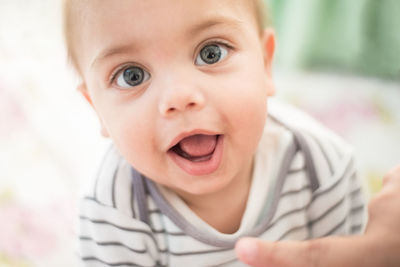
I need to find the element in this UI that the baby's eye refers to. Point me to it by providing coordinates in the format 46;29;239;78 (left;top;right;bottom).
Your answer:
195;43;228;66
115;66;150;89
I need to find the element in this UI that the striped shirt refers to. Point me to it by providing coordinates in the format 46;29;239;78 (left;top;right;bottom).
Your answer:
78;101;367;267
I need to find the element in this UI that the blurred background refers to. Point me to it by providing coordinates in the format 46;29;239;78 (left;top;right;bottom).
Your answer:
0;0;399;266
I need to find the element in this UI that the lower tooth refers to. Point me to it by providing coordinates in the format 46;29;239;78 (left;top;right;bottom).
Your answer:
190;155;211;162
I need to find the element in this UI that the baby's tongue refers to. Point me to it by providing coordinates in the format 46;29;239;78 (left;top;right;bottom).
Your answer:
179;134;217;157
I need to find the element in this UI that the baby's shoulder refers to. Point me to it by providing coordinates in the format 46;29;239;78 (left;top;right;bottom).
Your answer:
81;145;138;218
269;100;356;186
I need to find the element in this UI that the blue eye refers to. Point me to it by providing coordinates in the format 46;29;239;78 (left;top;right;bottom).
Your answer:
195;44;228;65
115;66;150;88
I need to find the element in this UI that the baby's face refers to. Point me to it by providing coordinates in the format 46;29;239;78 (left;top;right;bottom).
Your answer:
77;0;275;196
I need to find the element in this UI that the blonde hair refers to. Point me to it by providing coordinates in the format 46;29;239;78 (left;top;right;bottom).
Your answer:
63;0;269;76
62;0;85;75
254;0;270;33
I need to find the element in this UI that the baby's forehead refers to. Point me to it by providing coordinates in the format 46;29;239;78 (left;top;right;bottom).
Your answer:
69;0;261;32
72;0;260;43
65;0;263;75
76;0;260;23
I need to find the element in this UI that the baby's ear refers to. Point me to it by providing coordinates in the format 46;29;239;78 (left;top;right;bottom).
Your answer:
261;28;276;97
77;82;93;105
77;83;110;138
261;28;275;76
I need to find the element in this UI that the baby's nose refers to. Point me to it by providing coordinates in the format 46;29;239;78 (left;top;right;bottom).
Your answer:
158;86;206;117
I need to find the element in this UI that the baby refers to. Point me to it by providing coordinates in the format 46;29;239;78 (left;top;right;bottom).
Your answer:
63;0;367;266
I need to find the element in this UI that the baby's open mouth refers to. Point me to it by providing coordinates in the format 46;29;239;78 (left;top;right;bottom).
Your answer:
170;134;219;162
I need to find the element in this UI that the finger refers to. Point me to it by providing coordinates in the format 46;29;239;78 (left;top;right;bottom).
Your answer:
382;164;400;187
235;236;370;267
367;164;400;235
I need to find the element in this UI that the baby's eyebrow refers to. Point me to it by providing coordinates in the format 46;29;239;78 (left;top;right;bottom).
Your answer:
91;44;138;69
186;16;243;36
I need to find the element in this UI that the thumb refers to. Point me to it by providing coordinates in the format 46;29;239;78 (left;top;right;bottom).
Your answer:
235;236;371;267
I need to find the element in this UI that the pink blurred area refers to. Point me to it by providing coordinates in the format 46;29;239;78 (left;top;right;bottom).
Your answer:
0;1;399;267
0;197;73;259
0;1;108;266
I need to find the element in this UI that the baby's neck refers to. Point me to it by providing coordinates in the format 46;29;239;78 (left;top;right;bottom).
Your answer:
178;163;254;234
190;186;250;234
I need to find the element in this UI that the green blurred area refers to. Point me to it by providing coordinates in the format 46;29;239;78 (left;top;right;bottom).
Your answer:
266;0;400;81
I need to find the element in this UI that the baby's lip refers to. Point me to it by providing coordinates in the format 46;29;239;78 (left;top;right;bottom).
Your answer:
167;133;224;176
166;129;220;151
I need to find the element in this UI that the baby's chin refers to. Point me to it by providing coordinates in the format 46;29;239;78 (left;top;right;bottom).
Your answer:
166;173;234;197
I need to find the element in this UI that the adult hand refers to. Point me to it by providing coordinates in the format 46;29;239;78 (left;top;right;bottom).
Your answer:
235;165;400;267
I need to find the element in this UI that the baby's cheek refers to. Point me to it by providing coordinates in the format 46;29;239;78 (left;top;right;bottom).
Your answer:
112;122;146;155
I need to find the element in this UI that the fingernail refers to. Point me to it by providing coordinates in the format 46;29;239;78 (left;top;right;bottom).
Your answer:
237;238;259;261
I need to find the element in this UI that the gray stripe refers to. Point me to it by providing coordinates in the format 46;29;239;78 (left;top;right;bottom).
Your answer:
281;216;348;241
81;256;156;267
162;231;185;236
309;133;334;175
266;204;309;232
79;207;187;237
83;231;230;257
150;228;185;236
288;165;306;174
169;247;231;256
280;184;311;198
323;217;347;236
350;187;362;198
312;159;355;200
130;182;136;218
79;215;172;256
80;236;147;254
309;196;346;226
278;224;307;241
111;166;119;209
210;258;238;267
145;139;299;248
350;205;364;215
149;209;162;214
290;129;320;192
83;196;108;206
131;169;150;224
79;215;155;239
351;224;363;234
